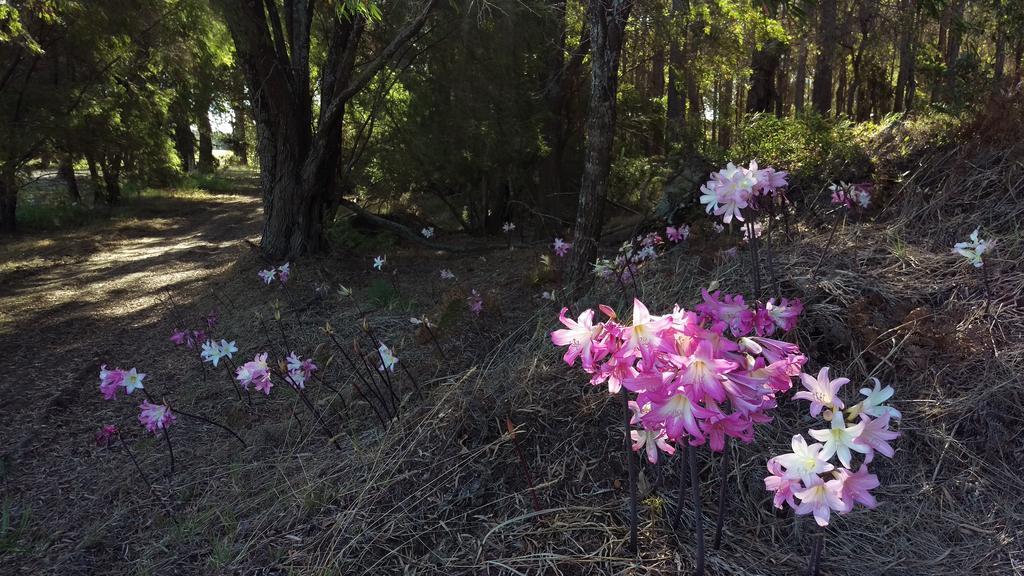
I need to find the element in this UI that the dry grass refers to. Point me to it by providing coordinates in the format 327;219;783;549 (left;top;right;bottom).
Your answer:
3;108;1024;575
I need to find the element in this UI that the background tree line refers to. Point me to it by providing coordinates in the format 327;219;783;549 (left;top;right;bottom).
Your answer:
2;0;1022;271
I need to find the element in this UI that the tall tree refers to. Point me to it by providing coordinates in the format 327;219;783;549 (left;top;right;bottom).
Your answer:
211;0;437;258
566;0;633;289
665;0;686;146
811;0;837;114
893;0;917;113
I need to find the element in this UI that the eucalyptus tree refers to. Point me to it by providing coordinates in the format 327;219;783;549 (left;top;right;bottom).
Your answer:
210;0;437;258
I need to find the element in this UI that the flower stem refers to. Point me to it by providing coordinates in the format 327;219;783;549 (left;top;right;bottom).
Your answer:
358;326;403;414
325;332;394;422
119;432;157;496
807;529;824;576
173;407;247;447
689;445;704;576
672;443;690;529
981;262;992;314
811;210;844;280
161;428;175;479
424;324;445;360
747;221;761;298
712;440;730;550
506;418;541;513
620;389;638;554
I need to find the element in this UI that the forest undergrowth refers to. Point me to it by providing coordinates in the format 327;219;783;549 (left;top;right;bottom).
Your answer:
2;105;1023;575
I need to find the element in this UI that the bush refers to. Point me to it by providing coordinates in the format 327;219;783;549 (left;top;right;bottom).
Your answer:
727;113;873;197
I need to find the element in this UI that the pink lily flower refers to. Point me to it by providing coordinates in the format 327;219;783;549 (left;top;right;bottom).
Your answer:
615;299;670;365
794;475;846;527
764;458;800;509
550;308;607;370
852;413;900;462
793;367;847;417
835;464;880;511
138;400;176;434
677;340;735;403
630;428;676;464
774;434;834;485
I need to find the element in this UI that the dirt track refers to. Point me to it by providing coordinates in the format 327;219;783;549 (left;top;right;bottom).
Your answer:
0;180;262;573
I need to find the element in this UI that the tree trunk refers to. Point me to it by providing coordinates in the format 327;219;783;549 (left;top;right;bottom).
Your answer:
0;165;16;233
942;0;965;103
775;47;790;116
748;39;784;113
893;0;915;113
794;39;808;114
718;76;733;149
647;42;665;155
834;55;847;118
539;0;587;221
85;153;102;202
231;98;249;165
100;156;122;204
172;96;195;173
812;0;837;115
59;154;80;202
665;0;686;147
197;102;215;173
566;0;632;290
214;0;437;259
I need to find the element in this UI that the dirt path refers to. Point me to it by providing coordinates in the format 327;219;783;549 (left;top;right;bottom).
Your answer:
0;177;262;572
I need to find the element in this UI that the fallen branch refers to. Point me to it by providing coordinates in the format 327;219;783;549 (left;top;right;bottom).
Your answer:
337;197;473;252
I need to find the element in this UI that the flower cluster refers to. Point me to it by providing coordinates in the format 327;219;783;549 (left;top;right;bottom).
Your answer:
98;365;177;435
952;228;991;268
765;371;900;526
439;268;455;280
699;161;789;224
139;400;176;433
467;289;483;315
829;182;871;209
551;295;806;463
99;366;145;400
95;424;119;447
553;237;572;258
235;352;273;394
259;262;291;284
285;351;318;389
377;343;398;372
170;328;206;349
666;225;690;243
200;339;237;368
593;230;685;285
421;227;434;238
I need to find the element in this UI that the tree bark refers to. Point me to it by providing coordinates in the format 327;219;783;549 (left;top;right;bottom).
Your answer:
100;155;121;204
893;0;914;112
214;0;437;259
231;97;249;165
566;0;633;290
539;0;588;221
942;0;965;103
59;153;80;202
197;99;215;173
794;39;808;114
718;76;733;148
172;96;195;173
811;0;837;115
665;0;686;146
748;39;784;113
775;46;790;116
647;41;665;155
0;165;16;233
